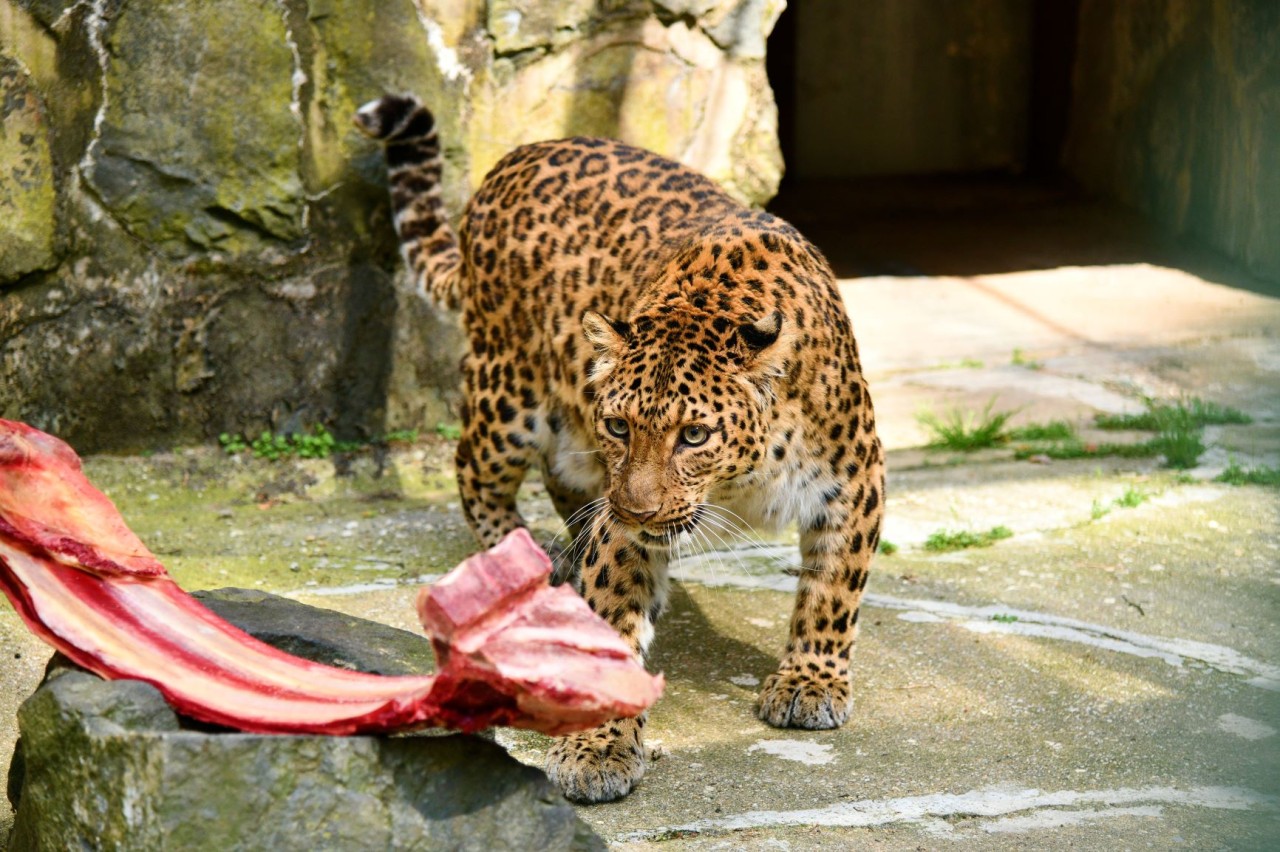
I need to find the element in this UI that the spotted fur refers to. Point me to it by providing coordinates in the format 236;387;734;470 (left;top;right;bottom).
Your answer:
357;95;885;803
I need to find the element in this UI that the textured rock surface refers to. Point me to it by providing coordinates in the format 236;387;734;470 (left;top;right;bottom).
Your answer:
193;587;437;675
5;591;601;851
1064;0;1280;283
0;0;783;452
7;673;600;851
0;56;58;281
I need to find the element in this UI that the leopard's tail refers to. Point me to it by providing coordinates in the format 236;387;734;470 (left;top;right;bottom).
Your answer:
354;94;463;310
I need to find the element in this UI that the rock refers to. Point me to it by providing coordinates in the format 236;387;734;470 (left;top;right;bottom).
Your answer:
465;13;782;206
86;0;304;257
6;594;603;851
487;0;603;54
0;54;59;283
192;587;436;675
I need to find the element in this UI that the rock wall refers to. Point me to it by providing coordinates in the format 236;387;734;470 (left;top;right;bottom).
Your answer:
1063;0;1280;283
0;0;783;452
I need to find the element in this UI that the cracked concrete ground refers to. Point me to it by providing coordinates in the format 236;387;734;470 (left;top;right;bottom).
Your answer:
3;195;1280;848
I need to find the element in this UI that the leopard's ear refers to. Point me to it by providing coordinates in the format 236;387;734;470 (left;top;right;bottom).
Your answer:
737;310;782;352
582;311;629;383
734;310;792;407
582;311;630;353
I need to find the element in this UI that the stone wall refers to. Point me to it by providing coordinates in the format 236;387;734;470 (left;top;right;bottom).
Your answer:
1063;0;1280;283
0;0;783;452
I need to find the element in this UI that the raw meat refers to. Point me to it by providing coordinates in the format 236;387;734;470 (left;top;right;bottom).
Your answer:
0;419;661;736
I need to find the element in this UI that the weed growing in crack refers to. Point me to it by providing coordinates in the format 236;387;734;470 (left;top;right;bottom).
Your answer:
1094;397;1251;431
924;526;1013;552
1216;461;1280;487
219;425;417;461
1011;348;1044;369
1007;420;1075;441
917;399;1018;451
1090;485;1152;522
1014;440;1159;462
1113;485;1150;508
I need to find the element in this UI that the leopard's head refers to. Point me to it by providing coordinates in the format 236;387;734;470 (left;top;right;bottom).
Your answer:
582;301;791;550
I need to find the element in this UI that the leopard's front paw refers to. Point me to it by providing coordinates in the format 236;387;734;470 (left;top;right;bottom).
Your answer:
757;663;851;729
545;723;647;803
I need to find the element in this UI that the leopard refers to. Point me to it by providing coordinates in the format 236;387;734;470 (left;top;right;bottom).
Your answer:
355;94;885;804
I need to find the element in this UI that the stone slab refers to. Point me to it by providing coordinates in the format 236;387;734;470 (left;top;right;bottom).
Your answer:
5;593;601;851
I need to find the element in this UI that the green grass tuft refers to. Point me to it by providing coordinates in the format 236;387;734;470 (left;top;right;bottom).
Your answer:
1095;397;1251;431
1010;348;1044;369
924;525;1014;552
1090;396;1248;470
1007;420;1075;442
917;400;1018;452
1215;462;1280;487
435;422;463;441
1014;440;1159;461
1113;485;1150;508
877;540;899;555
1147;404;1206;469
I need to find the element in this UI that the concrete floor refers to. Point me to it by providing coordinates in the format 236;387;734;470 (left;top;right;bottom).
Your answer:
3;184;1280;848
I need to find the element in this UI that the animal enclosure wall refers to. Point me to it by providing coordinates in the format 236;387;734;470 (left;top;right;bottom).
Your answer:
0;0;784;452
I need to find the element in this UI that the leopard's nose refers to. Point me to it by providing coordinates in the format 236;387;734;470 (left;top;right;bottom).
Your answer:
612;503;658;525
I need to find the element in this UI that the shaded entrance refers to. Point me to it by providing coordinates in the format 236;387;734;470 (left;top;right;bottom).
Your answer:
765;0;1279;295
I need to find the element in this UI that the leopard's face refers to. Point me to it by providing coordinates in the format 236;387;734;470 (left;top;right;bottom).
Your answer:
583;303;788;549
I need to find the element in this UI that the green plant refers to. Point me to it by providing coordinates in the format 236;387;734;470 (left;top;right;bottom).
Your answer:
1011;348;1043;369
1113;485;1149;508
382;429;419;444
877;540;899;555
1090;499;1110;521
1008;420;1075;441
1095;397;1251;431
917;399;1018;452
1014;440;1159;461
435;422;463;441
923;525;1013;552
218;432;247;455
1148;404;1205;469
990;613;1019;623
1215;461;1280;487
218;425;359;461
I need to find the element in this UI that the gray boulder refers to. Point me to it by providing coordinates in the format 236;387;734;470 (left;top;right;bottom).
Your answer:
6;590;602;851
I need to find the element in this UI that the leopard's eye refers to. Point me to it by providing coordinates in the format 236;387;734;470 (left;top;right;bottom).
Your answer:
680;424;710;446
604;417;630;438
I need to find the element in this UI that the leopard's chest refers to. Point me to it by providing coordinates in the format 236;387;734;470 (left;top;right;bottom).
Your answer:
536;410;606;496
709;442;836;533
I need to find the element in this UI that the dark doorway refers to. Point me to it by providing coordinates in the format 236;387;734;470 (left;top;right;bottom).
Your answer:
763;0;1138;280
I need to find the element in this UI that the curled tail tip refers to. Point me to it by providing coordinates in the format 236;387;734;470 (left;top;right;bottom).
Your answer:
353;93;436;141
